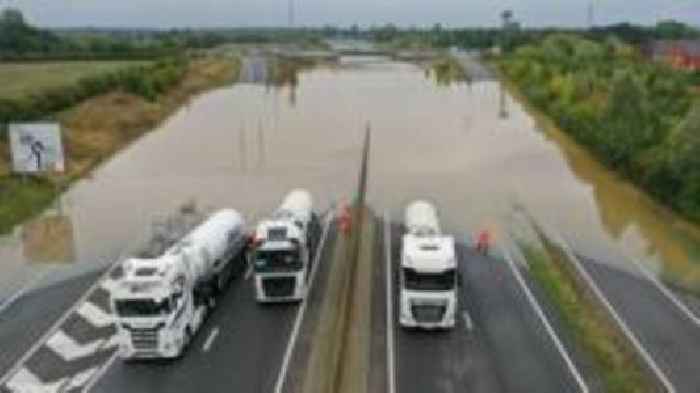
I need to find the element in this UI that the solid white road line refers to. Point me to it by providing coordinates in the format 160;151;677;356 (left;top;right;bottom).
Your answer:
272;212;332;393
244;260;254;281
202;327;220;353
45;330;105;362
384;211;396;393
83;351;119;393
4;367;66;393
64;366;99;391
76;301;114;328
502;246;590;393
632;259;700;326
554;234;676;393
0;255;120;388
0;267;54;316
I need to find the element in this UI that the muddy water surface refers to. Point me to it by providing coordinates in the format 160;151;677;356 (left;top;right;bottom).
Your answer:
2;55;700;301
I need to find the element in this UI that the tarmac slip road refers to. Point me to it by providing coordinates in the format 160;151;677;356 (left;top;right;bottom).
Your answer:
577;254;700;393
92;216;336;393
385;217;588;393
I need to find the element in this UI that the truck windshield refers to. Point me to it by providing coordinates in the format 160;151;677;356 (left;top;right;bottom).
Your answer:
255;248;302;272
403;268;456;291
114;298;171;317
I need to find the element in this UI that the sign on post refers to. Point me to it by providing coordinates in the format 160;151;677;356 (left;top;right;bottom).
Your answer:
9;123;65;174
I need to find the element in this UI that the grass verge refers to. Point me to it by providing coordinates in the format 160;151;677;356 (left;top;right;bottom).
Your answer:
0;57;240;234
523;240;655;393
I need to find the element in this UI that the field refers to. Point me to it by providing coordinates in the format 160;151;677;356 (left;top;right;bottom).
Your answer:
0;60;150;99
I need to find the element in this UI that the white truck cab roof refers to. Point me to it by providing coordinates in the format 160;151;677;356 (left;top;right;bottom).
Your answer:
115;256;181;299
401;235;456;273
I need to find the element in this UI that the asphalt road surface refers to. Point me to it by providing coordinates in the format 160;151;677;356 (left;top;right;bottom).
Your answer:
386;218;585;393
579;255;700;393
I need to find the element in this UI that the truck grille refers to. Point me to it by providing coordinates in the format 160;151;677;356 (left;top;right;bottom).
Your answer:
262;277;296;298
130;327;159;350
411;304;446;323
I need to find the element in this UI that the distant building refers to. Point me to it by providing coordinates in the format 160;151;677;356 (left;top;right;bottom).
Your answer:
647;40;700;71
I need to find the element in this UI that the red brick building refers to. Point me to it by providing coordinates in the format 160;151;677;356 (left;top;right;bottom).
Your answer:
649;40;700;71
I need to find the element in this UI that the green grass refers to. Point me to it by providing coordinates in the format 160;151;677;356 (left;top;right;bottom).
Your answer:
0;177;59;232
0;61;150;100
523;242;654;393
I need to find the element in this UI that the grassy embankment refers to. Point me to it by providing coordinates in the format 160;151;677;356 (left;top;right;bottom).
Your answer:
430;56;470;85
0;57;240;233
522;237;655;393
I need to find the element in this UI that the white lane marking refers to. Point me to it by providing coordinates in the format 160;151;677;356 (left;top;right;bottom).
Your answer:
632;259;700;326
83;351;119;393
462;310;473;332
77;301;114;328
502;246;590;393
245;260;254;281
0;255;121;388
64;366;99;391
0;267;54;316
202;327;220;353
384;211;396;393
4;367;66;393
273;212;333;393
45;330;105;362
554;234;676;393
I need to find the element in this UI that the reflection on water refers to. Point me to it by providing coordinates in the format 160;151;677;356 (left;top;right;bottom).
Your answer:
22;215;75;264
1;55;700;298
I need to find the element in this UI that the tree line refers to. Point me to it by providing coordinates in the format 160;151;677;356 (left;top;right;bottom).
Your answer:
499;34;700;221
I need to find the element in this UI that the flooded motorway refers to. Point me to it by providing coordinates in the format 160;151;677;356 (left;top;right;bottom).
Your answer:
2;54;700;302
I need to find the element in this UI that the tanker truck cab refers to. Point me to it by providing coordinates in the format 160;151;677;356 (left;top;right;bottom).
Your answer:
399;201;458;329
112;209;247;360
254;189;317;302
112;256;206;359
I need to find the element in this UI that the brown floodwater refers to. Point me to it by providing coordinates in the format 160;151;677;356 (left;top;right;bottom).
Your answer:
2;55;700;301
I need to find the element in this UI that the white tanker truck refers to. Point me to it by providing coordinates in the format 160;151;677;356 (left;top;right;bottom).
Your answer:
253;189;320;302
399;201;457;329
112;209;248;359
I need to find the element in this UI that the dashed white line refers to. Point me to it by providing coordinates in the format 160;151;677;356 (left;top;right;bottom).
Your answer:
272;212;333;393
202;327;220;353
462;310;473;332
502;246;590;393
554;234;676;393
384;211;396;393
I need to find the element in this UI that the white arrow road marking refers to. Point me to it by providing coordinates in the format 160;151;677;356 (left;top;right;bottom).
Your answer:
45;330;105;362
76;302;114;328
4;367;66;393
99;278;118;294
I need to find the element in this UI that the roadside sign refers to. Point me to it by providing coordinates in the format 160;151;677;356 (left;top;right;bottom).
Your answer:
9;123;65;174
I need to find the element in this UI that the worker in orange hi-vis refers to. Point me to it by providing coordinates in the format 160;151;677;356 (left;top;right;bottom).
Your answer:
338;202;352;235
476;229;491;255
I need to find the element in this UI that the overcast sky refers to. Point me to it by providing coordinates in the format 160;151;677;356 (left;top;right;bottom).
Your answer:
3;0;699;28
